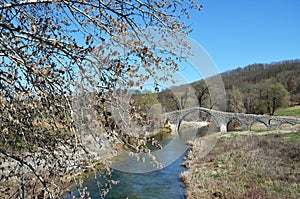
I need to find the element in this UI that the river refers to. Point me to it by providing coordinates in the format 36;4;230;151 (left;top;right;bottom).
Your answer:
64;127;205;199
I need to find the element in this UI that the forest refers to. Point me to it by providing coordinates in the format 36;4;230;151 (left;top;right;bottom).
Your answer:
222;59;300;114
134;59;300;116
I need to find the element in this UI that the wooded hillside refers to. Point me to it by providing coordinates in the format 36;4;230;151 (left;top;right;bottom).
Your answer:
153;59;300;115
222;60;300;114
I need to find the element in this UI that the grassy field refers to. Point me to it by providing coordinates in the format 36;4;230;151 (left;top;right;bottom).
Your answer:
182;127;300;199
275;106;300;117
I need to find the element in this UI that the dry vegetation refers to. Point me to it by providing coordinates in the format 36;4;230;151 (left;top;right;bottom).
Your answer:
182;126;300;199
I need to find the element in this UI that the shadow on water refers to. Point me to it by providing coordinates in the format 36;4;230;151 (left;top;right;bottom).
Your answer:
64;127;214;198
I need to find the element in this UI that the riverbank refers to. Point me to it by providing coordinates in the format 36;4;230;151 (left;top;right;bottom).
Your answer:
0;142;115;199
145;120;209;137
181;125;300;198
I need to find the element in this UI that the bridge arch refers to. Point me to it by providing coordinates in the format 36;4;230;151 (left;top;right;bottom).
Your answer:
227;118;242;131
272;119;295;129
279;122;293;129
280;120;296;126
250;120;268;131
255;119;269;127
269;119;278;125
178;108;221;132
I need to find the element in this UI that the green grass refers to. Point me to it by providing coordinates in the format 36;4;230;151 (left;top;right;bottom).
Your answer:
254;129;272;133
283;133;300;144
272;184;284;195
274;106;300;117
208;173;221;179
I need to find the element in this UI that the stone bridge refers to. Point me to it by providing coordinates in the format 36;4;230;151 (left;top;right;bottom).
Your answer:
164;107;300;132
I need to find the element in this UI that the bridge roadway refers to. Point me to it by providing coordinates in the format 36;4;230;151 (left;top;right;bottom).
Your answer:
164;107;300;132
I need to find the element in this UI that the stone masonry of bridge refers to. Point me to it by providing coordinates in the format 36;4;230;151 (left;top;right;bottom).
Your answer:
164;107;300;132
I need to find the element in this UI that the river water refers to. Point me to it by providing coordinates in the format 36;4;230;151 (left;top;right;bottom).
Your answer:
65;127;203;199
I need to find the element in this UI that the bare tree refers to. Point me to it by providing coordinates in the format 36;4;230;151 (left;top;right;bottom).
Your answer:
0;0;201;198
192;80;209;107
226;86;245;113
180;87;191;109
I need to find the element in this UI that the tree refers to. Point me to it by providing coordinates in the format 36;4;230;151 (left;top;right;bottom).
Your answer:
287;74;296;104
287;75;296;92
180;87;191;109
244;88;255;114
158;89;181;111
0;0;201;198
192;80;210;108
253;89;265;114
133;91;160;119
226;86;245;113
263;83;290;115
296;85;300;105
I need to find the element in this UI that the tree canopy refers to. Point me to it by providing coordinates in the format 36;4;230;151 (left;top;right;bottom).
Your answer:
220;60;300;114
0;0;202;198
264;83;290;115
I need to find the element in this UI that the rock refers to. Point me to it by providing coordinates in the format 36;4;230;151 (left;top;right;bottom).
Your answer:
162;119;172;133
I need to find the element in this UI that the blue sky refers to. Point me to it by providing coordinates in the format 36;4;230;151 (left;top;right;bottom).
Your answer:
188;0;300;73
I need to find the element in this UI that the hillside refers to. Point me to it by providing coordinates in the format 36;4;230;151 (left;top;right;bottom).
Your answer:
222;60;300;96
152;59;300;115
221;60;300;113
